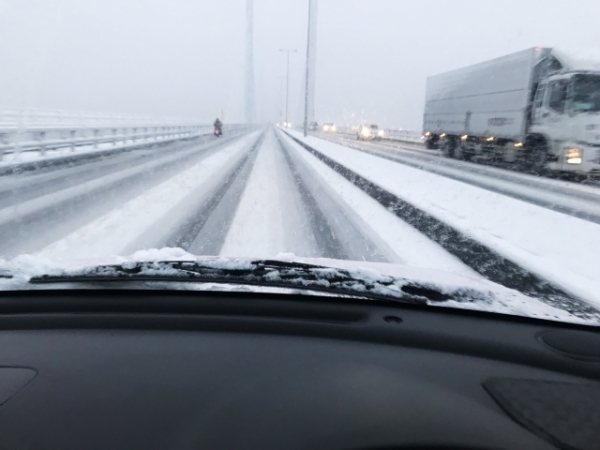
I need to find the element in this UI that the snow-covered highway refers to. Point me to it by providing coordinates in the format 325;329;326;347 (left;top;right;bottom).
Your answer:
2;126;600;321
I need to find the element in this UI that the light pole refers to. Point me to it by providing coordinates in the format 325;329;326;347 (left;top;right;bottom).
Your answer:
303;0;317;137
279;49;297;127
277;76;286;124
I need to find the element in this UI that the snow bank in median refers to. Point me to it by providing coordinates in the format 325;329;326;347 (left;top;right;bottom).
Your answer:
286;129;600;309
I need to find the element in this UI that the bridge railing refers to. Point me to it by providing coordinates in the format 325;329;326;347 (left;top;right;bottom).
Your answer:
0;108;242;161
383;129;423;143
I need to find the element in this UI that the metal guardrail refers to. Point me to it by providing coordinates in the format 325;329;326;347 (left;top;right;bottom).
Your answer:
335;126;422;143
0;108;243;160
382;129;423;143
314;126;423;145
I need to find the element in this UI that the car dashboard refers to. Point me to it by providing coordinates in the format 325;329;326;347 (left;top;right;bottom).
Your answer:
0;289;598;450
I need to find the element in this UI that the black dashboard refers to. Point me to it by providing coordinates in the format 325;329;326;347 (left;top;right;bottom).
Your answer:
0;290;598;450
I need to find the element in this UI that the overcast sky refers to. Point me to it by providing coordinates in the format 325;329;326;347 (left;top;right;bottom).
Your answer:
0;0;598;128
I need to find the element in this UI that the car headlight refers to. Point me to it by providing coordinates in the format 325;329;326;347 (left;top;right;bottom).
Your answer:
566;147;582;164
361;128;370;137
323;125;329;131
331;125;336;132
378;130;384;137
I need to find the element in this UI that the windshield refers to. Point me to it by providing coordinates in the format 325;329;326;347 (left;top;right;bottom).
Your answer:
572;74;600;113
1;0;599;327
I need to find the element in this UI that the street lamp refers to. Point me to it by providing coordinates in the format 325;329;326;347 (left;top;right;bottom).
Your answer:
277;76;286;125
279;49;297;127
303;0;317;137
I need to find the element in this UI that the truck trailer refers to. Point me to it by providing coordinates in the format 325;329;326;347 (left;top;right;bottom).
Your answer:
422;47;600;176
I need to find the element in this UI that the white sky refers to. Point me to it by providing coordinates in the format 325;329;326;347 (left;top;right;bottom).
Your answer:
0;0;599;128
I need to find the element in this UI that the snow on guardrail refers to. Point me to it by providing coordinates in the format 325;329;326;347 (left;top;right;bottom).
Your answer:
333;126;423;144
288;124;423;144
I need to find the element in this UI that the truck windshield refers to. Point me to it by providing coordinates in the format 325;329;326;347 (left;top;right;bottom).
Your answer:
572;74;600;113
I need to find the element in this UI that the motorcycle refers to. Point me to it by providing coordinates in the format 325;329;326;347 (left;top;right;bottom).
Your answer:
214;127;222;137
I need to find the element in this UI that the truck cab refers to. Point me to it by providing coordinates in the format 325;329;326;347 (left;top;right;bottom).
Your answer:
529;50;600;175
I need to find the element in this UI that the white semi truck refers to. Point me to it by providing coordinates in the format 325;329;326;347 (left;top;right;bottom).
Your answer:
422;47;600;176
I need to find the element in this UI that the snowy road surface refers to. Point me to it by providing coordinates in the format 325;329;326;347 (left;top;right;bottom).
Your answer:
2;126;600;319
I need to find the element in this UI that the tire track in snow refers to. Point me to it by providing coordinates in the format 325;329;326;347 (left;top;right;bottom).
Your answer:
275;133;348;260
218;130;320;258
172;127;394;262
274;130;397;262
162;131;266;253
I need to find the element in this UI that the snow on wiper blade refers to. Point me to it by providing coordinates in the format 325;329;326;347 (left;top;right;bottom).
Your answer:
0;269;12;279
29;259;460;305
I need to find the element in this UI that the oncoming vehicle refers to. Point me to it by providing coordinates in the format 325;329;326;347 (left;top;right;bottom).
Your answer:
308;121;319;131
322;122;336;132
357;123;384;140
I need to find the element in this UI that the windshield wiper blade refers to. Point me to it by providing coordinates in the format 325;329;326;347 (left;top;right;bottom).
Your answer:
28;259;454;305
0;269;12;279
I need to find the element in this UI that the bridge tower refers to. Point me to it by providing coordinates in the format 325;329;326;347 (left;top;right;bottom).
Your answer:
307;0;317;124
245;0;256;124
303;0;318;135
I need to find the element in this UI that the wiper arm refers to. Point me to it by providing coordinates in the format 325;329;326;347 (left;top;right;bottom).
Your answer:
29;259;454;305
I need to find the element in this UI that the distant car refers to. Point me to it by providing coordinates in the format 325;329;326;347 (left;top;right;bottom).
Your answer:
323;123;337;133
308;122;319;131
357;124;384;140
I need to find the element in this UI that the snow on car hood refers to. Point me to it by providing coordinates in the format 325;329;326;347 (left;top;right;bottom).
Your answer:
0;247;597;326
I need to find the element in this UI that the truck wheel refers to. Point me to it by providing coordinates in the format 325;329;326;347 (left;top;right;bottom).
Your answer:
531;150;547;174
525;137;548;174
441;137;458;158
459;145;472;161
425;136;439;149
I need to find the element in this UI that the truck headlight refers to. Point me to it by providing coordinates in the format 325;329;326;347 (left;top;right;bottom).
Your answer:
378;130;385;137
361;128;370;137
566;147;582;164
